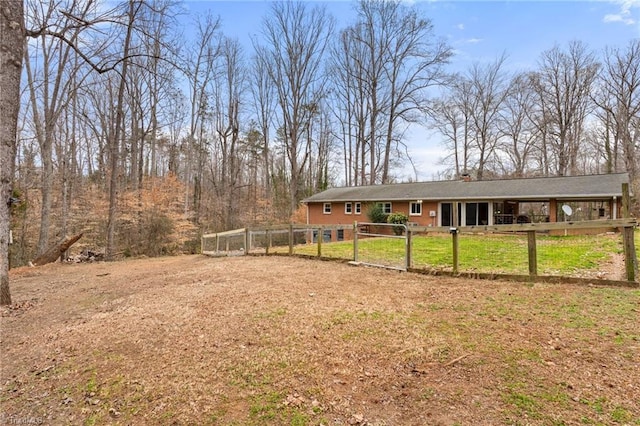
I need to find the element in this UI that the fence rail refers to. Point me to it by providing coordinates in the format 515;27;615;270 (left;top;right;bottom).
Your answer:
201;218;638;284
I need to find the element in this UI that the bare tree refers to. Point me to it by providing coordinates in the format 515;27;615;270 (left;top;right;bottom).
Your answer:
593;40;640;186
210;36;246;230
497;72;539;177
258;1;334;213
23;0;97;256
331;0;450;185
105;0;139;259
181;13;220;222
1;1;24;305
329;28;370;186
428;81;472;178
142;0;179;179
464;55;511;180
378;2;451;182
530;41;599;176
249;47;276;197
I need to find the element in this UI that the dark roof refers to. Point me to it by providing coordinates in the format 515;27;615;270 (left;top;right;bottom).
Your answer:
302;173;630;203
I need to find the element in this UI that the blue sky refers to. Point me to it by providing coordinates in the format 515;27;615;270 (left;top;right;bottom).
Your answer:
185;0;638;70
182;0;639;180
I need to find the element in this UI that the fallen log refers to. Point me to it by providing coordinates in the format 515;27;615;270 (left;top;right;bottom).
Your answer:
31;233;84;266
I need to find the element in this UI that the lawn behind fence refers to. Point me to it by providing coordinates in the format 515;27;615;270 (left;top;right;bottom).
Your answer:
285;232;638;279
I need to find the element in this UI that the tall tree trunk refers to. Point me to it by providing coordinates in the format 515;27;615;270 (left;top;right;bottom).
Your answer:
0;1;24;305
106;0;136;260
37;133;54;253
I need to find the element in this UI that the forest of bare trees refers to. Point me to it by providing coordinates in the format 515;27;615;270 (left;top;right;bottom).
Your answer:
1;0;639;303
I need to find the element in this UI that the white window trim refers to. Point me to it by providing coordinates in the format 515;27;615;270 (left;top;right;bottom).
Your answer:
463;201;491;226
381;202;392;214
409;201;422;216
355;202;362;215
345;202;352;214
323;203;331;214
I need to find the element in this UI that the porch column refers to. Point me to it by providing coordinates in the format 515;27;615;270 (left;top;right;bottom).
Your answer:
549;199;558;223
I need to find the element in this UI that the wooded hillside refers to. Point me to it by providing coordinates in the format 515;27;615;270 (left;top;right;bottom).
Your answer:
7;0;640;267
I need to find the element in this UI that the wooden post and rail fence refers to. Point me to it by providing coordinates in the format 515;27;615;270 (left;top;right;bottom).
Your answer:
202;217;638;284
409;218;638;282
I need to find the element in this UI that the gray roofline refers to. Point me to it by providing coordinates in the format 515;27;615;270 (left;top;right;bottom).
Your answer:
302;173;630;203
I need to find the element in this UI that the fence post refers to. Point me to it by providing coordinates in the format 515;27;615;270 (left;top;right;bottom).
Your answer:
353;221;358;262
527;230;537;277
406;226;412;270
215;234;219;253
245;228;250;255
622;183;630;218
317;227;323;257
288;224;294;255
622;226;637;282
265;228;270;255
452;230;459;274
452;203;459;274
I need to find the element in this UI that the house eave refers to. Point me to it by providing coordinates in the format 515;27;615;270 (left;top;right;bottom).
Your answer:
305;194;623;203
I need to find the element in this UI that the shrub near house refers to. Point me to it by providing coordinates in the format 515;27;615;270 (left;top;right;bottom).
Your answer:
387;212;408;235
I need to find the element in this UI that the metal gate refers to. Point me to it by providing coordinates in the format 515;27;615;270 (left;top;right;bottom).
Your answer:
353;222;409;271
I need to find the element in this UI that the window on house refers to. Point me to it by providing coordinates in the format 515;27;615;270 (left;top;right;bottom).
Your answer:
345;202;352;214
380;202;392;214
313;229;333;242
441;202;462;227
410;202;422;216
323;203;331;214
337;229;344;241
355;202;361;214
465;202;489;226
465;203;476;226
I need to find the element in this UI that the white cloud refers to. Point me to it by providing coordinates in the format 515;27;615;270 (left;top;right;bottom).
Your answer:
456;23;465;30
604;13;635;24
603;0;639;25
466;38;483;44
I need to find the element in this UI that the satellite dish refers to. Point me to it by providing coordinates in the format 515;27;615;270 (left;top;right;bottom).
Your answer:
562;205;573;216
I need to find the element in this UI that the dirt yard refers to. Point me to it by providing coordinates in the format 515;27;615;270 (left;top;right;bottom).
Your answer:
1;255;638;425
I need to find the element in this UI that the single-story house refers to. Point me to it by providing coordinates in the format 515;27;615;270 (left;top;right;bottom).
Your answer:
302;173;630;238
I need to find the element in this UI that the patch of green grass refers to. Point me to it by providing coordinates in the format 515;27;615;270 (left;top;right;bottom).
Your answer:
85;370;99;394
420;387;436;401
537;235;620;274
505;391;541;418
577;398;640;425
502;380;576;424
255;307;288;320
591;288;640;320
227;361;273;389
84;414;99;426
287;232;626;277
610;405;634;423
581;396;607;414
558;302;597;329
538;387;571;407
249;391;281;421
290;410;310;426
206;407;232;425
247;391;312;425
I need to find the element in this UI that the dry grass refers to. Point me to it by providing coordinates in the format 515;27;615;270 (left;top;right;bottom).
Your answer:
1;255;639;425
